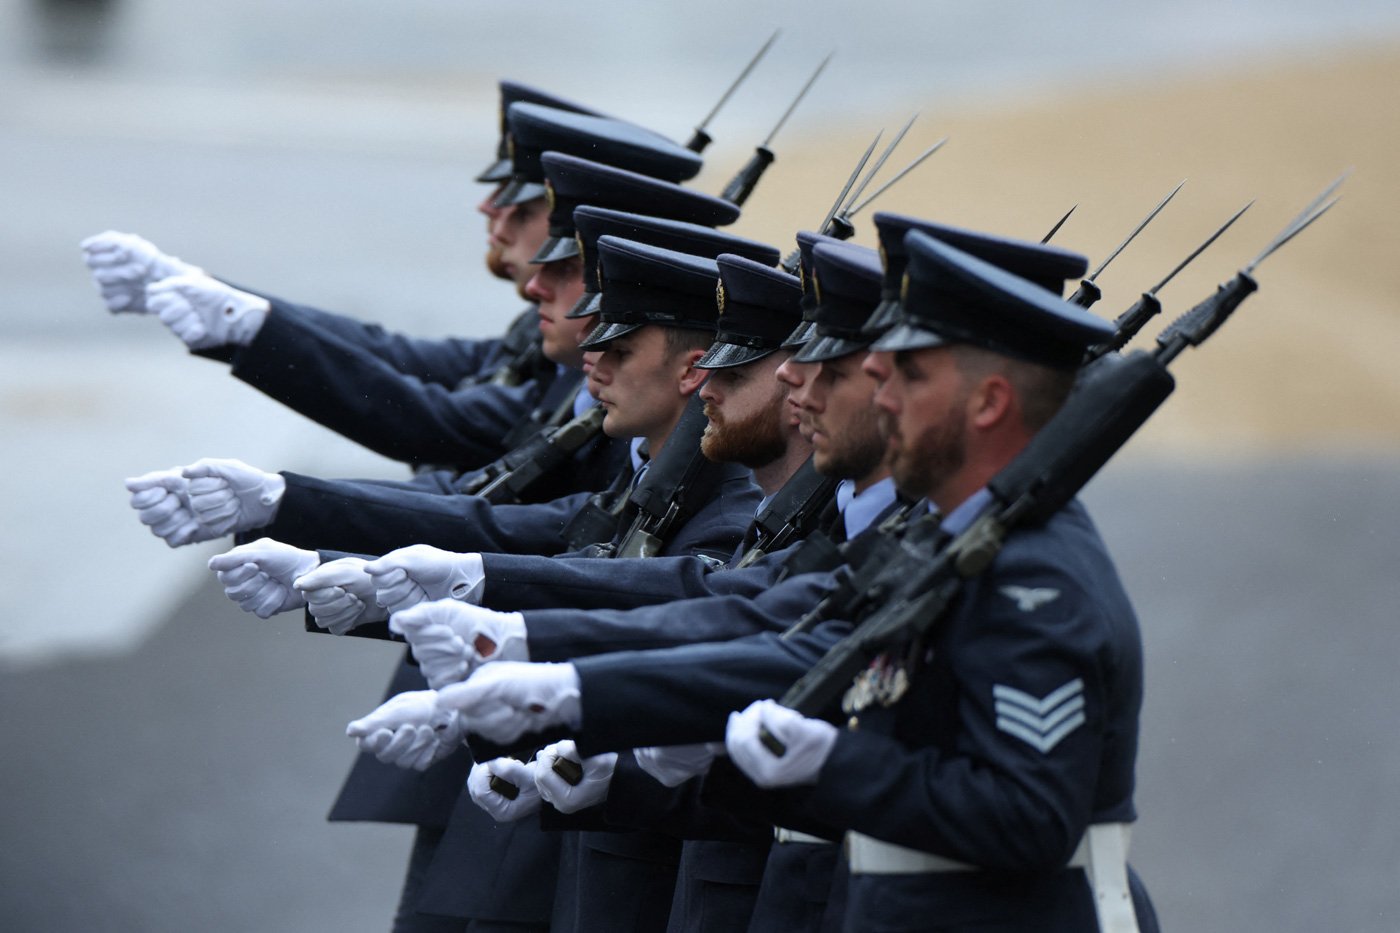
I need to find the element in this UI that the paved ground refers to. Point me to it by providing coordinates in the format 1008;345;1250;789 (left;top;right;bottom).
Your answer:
1;455;1397;932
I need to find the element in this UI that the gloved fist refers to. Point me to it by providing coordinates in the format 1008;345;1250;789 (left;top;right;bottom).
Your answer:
80;230;201;314
387;600;528;689
145;272;270;349
364;545;486;614
346;689;464;772
124;468;220;547
633;742;723;788
207;538;320;618
535;740;616;814
725;699;838;789
181;457;285;535
293;557;386;635
436;661;581;745
467;758;543;822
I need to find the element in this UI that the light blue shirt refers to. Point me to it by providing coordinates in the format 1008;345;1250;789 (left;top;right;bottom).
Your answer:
940;487;994;536
837;476;899;540
628;436;647;476
571;377;597;418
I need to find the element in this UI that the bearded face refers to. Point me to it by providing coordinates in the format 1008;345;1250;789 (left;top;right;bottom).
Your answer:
813;397;887;482
701;380;790;468
888;400;967;498
484;242;510;280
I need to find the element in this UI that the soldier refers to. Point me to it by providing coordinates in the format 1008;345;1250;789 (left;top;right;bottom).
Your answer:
89;91;705;476
718;230;1158;931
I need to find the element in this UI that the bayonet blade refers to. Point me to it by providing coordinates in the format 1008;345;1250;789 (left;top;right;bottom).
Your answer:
1245;170;1350;272
762;52;833;148
1086;179;1186;282
1041;205;1077;244
1149;199;1253;294
847;136;950;216
1246;195;1341;274
818;130;882;233
697;29;780;132
840;112;918;215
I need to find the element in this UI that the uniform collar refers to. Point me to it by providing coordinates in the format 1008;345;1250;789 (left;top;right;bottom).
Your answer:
839;476;899;540
940;486;994;536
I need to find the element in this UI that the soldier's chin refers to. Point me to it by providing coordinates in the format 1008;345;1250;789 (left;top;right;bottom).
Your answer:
485;251;510;281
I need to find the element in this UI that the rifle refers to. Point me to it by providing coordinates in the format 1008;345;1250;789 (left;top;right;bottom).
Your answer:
454;373;589;494
475;406;608;504
764;176;1344;741
613;394;733;559
733;457;840;568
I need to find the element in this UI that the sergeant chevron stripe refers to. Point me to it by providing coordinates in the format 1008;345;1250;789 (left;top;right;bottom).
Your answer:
993;679;1086;753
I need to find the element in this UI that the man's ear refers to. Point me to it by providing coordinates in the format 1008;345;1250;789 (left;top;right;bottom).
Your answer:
677;349;708;396
968;373;1015;430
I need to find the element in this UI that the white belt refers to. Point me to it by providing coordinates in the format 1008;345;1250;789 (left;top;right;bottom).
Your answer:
774;826;836;846
846;823;1137;933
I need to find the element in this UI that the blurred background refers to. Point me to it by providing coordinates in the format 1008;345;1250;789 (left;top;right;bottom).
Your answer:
2;1;1398;930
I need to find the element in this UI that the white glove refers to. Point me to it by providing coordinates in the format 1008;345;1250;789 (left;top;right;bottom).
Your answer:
292;557;387;635
364;545;486;614
534;740;616;814
145;272;270;349
181;457;286;535
124;468;220;547
725;699;839;789
345;689;465;772
80;230;202;314
388;600;528;689
633;742;723;788
467;757;543;822
206;538;320;618
436;661;581;745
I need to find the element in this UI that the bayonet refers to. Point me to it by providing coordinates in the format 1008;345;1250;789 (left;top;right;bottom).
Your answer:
1244;169;1349;274
845;136;949;217
1244;170;1347;273
1089;180;1186;282
687;29;781;152
1244;195;1339;273
1068;179;1185;308
818;130;882;232
1041;205;1077;244
1155;179;1345;364
718;51;834;206
764;52;833;148
1088;200;1252;359
778;132;881;274
1150;199;1253;294
839;113;918;217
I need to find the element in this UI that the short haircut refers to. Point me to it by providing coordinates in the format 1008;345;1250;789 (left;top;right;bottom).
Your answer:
662;325;715;360
950;345;1076;432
